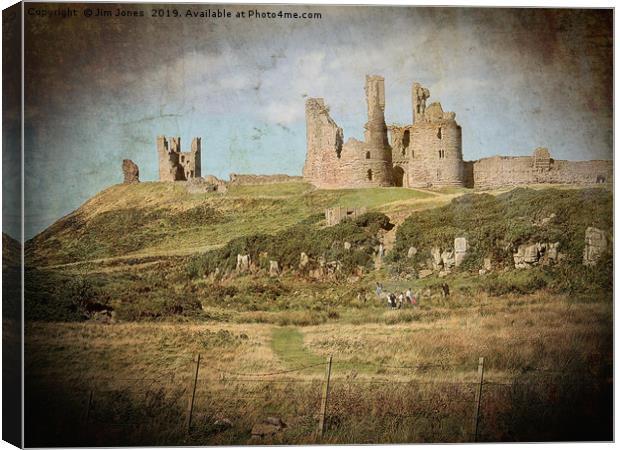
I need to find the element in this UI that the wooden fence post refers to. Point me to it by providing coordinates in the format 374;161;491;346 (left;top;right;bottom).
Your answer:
84;390;94;423
317;355;333;440
186;354;201;433
471;356;485;442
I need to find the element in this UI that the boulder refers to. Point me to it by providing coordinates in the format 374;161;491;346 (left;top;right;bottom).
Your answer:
299;252;309;270
454;237;468;267
583;227;607;266
418;269;433;279
122;159;140;184
483;257;492;271
441;249;455;269
430;246;442;270
407;247;417;258
213;418;233;432
236;254;250;273
269;260;280;277
251;417;287;440
513;243;540;268
344;241;352;251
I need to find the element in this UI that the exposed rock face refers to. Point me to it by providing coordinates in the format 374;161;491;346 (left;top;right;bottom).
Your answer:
483;257;492;271
454;237;468;267
299;252;309;270
236;254;250;273
269;260;280;277
583;227;608;266
122;159;139;184
418;269;433;279
513;242;560;268
157;136;201;181
430;244;459;271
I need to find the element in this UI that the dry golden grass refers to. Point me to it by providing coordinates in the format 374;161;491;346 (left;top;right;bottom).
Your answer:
25;290;612;445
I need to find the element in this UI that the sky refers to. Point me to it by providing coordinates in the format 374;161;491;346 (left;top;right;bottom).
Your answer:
18;4;613;239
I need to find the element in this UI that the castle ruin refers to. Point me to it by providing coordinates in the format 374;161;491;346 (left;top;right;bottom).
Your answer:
303;76;612;189
157;136;201;181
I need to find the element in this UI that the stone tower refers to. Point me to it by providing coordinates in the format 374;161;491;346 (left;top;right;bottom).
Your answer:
157;136;202;181
358;75;393;186
406;82;464;187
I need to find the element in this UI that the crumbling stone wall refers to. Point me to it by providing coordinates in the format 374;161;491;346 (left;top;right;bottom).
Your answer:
473;148;613;189
157;136;201;181
301;76;611;190
122;159;139;184
302;76;393;188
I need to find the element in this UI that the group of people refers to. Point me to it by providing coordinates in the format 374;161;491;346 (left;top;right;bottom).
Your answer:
375;283;418;309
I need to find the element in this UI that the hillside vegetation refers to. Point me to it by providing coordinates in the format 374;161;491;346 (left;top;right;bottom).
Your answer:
26;181;435;266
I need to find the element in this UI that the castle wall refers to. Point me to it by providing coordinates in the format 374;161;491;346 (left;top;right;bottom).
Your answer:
473;154;613;189
303;76;393;188
302;76;611;191
303;98;344;187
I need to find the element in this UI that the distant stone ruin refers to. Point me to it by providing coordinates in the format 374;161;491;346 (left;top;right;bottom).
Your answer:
303;76;613;189
157;136;201;181
122;159;139;184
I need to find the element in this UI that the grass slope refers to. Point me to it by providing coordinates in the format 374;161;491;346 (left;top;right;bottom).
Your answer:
26;181;434;266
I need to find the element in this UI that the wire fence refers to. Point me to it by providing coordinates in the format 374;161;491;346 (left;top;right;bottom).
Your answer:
25;355;611;444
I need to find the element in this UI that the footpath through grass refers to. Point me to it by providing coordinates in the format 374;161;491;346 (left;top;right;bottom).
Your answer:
271;327;389;375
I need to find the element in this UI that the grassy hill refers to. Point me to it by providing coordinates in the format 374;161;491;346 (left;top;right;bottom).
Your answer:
25;181;437;267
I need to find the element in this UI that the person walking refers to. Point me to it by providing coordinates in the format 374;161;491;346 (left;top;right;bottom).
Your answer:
405;288;412;304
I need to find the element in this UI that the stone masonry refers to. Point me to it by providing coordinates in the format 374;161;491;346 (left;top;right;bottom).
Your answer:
157;136;201;181
303;76;613;189
303;76;393;188
122;159;139;184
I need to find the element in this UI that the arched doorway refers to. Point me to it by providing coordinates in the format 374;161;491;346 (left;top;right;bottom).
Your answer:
393;166;405;187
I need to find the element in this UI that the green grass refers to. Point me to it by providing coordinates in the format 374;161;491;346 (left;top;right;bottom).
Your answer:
321;187;434;209
271;327;324;369
226;181;314;197
26;182;437;267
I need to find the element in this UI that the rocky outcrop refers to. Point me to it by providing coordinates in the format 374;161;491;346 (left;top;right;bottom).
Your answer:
513;242;560;268
583;227;608;266
269;260;280;277
299;252;309;270
122;159;139;184
251;417;287;441
454;237;468;267
236;254;250;273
